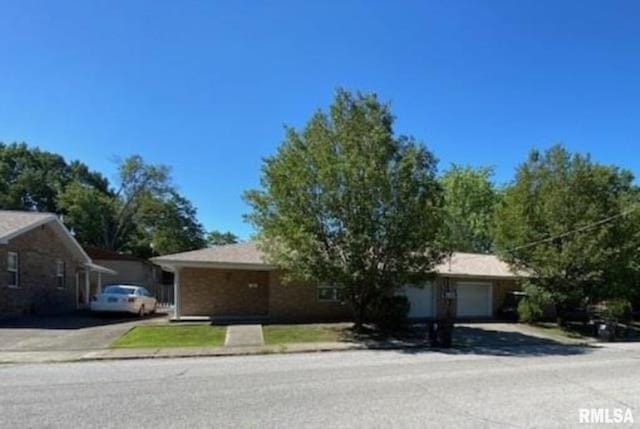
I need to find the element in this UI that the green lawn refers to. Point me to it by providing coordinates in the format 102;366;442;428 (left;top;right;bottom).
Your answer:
262;324;349;345
525;322;591;342
111;325;226;348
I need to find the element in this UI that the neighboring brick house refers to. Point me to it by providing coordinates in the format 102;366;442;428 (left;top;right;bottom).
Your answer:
85;247;164;300
0;210;115;318
151;242;525;322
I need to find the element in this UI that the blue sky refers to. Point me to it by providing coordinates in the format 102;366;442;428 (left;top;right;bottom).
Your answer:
1;1;639;239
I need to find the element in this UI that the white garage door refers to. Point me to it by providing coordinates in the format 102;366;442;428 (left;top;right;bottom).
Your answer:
403;283;434;318
456;282;492;318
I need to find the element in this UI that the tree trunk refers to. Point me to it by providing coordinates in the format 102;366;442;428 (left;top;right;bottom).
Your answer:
351;291;369;331
555;302;566;327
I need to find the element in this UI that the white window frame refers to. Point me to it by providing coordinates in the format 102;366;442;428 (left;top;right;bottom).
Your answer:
7;252;19;288
56;259;65;289
317;285;343;302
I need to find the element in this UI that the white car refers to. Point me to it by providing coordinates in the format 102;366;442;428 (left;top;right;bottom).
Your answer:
90;285;158;316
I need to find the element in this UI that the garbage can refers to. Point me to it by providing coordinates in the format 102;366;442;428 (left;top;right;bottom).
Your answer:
429;320;453;348
596;319;617;342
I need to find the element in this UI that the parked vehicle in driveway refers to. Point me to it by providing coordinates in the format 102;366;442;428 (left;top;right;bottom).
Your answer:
90;285;157;316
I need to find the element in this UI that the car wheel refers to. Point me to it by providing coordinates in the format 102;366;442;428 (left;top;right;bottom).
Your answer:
138;304;146;317
151;302;157;314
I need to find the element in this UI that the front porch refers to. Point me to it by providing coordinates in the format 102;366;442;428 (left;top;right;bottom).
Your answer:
75;263;117;309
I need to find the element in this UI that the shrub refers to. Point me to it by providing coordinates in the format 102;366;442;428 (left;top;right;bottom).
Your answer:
517;283;552;324
599;299;633;323
369;294;410;330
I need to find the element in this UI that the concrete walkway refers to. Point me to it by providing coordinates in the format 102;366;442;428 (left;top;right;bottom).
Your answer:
224;324;264;347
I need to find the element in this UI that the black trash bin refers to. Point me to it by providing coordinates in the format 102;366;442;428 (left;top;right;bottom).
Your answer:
429;320;453;348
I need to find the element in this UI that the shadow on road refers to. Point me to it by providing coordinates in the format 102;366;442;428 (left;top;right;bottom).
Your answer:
0;310;170;330
350;324;594;357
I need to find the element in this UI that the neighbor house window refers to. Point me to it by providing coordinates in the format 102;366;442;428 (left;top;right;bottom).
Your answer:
317;285;343;302
56;260;65;289
7;252;19;287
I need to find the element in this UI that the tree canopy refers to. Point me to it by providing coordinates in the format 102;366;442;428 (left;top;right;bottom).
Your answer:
440;164;498;253
0;142;109;212
245;89;445;325
0;142;206;258
494;145;639;313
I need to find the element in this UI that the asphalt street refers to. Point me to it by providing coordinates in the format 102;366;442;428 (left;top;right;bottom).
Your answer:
1;344;639;428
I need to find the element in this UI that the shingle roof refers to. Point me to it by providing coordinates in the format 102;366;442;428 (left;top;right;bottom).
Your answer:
151;242;267;266
435;252;525;278
152;242;524;278
0;210;57;241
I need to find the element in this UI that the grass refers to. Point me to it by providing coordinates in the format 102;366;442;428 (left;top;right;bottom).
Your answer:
528;320;640;342
262;324;349;345
111;325;226;348
525;322;591;342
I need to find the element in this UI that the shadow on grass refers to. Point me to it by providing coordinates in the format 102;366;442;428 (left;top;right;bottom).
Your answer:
343;323;594;357
0;309;170;330
549;320;640;343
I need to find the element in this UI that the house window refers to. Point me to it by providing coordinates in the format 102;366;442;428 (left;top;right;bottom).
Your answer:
56;260;65;289
318;285;343;302
7;252;19;288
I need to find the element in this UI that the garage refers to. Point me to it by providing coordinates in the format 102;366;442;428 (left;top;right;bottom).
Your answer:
456;281;492;318
403;283;434;318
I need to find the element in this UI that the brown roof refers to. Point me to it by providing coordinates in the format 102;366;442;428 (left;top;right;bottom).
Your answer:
152;242;523;278
435;252;526;278
151;242;267;267
0;210;57;241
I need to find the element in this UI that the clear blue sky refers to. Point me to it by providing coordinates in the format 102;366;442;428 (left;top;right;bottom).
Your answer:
1;1;639;239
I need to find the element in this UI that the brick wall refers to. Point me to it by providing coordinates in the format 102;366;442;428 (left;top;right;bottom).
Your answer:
178;268;351;321
0;223;85;317
180;268;269;316
177;266;520;322
268;271;352;322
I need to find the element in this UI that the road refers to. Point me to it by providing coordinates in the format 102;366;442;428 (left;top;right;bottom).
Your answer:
0;344;639;428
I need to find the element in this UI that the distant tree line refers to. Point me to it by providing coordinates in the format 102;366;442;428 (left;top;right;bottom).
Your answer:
0;142;238;257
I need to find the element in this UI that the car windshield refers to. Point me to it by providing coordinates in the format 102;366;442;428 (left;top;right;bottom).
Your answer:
103;286;137;295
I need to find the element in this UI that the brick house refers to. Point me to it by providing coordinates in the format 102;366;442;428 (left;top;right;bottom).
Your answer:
151;242;525;322
0;210;115;318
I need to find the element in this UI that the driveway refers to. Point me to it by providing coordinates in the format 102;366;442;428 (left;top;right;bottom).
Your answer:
0;310;170;352
454;322;589;345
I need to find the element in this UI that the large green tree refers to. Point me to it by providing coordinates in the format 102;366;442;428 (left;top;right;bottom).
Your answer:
440;164;499;253
57;182;117;247
245;90;444;326
0;142;108;212
1;143;205;257
60;155;206;256
494;145;639;317
137;192;207;256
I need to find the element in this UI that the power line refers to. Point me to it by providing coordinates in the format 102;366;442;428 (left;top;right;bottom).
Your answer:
450;204;638;261
506;205;638;253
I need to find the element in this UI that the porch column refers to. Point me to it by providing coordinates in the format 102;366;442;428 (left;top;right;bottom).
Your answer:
84;270;90;305
173;267;182;320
